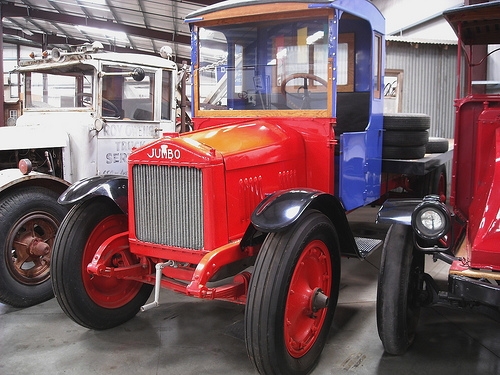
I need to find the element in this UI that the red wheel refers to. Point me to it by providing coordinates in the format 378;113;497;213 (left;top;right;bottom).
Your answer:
284;240;331;358
51;197;152;330
245;210;340;375
82;215;143;308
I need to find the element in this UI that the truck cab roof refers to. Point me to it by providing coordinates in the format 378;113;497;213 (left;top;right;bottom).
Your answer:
444;0;500;45
17;44;177;73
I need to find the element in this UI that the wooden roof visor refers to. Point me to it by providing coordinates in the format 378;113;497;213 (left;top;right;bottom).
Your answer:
185;0;385;31
443;0;500;45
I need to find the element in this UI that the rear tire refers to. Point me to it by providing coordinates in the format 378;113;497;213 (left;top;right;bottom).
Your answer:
245;210;340;375
377;224;423;355
51;197;152;329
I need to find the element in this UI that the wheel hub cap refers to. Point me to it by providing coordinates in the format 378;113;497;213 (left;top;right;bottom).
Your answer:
284;240;332;358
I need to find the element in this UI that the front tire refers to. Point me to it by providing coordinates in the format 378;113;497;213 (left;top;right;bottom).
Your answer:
377;224;423;355
51;197;153;329
0;187;68;307
245;210;340;375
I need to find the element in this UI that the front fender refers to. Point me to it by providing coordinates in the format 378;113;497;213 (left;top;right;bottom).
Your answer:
58;175;128;213
251;188;359;257
0;169;70;196
252;189;326;232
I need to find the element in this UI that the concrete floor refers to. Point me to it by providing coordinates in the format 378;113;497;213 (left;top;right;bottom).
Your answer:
1;207;500;375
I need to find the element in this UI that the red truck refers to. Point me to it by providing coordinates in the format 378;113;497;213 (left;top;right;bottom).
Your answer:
376;1;500;356
51;0;450;373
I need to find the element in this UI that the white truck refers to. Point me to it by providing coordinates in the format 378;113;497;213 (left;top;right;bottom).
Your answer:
0;42;178;307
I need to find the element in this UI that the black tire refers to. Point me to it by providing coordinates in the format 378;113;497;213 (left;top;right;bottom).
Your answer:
0;186;68;307
51;197;153;329
383;130;429;147
425;137;449;153
377;224;424;355
245;210;341;375
383;113;431;131
382;145;426;160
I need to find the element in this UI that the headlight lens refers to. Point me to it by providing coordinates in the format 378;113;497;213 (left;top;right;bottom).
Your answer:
412;197;451;240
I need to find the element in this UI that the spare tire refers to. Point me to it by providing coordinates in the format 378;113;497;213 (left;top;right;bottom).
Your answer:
383;130;429;147
425;137;449;153
383;145;426;160
383;113;430;131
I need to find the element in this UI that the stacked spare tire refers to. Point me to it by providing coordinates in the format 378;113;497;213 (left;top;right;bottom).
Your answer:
382;113;448;159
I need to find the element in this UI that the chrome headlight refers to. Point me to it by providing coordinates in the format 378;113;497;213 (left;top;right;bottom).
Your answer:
412;195;451;240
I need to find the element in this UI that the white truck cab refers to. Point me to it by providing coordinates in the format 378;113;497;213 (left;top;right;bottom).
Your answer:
0;42;178;307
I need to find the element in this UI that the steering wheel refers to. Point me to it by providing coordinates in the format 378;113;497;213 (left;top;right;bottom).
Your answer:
75;93;121;118
280;73;328;109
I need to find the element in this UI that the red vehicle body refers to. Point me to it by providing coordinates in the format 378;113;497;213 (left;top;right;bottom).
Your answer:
51;0;449;374
376;1;500;356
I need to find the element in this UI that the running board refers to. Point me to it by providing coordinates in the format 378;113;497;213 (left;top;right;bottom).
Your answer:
355;237;383;259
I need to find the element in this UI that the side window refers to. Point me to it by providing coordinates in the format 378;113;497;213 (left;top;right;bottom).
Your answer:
161;70;172;120
374;34;382;99
337;33;355;92
102;66;155;120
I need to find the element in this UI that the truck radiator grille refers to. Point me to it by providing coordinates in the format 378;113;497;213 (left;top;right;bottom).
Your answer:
132;164;204;250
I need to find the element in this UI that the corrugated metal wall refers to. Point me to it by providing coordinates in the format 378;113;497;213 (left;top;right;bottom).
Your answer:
386;40;458;139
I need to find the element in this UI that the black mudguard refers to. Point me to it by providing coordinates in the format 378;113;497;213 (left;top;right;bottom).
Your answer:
58;175;128;214
250;188;359;258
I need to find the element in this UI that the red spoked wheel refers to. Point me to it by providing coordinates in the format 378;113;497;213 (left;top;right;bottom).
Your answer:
245;210;340;375
82;215;143;309
51;197;152;330
284;240;331;358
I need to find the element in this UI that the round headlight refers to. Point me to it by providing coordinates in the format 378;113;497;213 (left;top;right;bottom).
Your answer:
412;198;451;240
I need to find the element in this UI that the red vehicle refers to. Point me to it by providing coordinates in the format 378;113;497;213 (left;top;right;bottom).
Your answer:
51;0;449;373
376;1;500;356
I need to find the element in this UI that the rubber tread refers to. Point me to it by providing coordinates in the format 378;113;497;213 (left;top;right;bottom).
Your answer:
383;113;431;131
383;130;429;147
377;224;422;355
425;137;449;153
382;145;426;160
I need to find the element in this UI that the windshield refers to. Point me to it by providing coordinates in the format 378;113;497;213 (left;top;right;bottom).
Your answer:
25;69;93;109
198;17;329;113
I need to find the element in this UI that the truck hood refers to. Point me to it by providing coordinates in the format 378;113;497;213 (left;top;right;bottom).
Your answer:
131;119;305;170
185;119;304;170
0;125;70;150
1;111;92;151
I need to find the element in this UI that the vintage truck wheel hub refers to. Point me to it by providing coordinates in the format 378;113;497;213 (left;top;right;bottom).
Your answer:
8;213;56;283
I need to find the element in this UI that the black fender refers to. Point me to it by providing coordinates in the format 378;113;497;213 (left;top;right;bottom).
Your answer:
249;188;359;258
376;199;422;226
58;175;128;214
